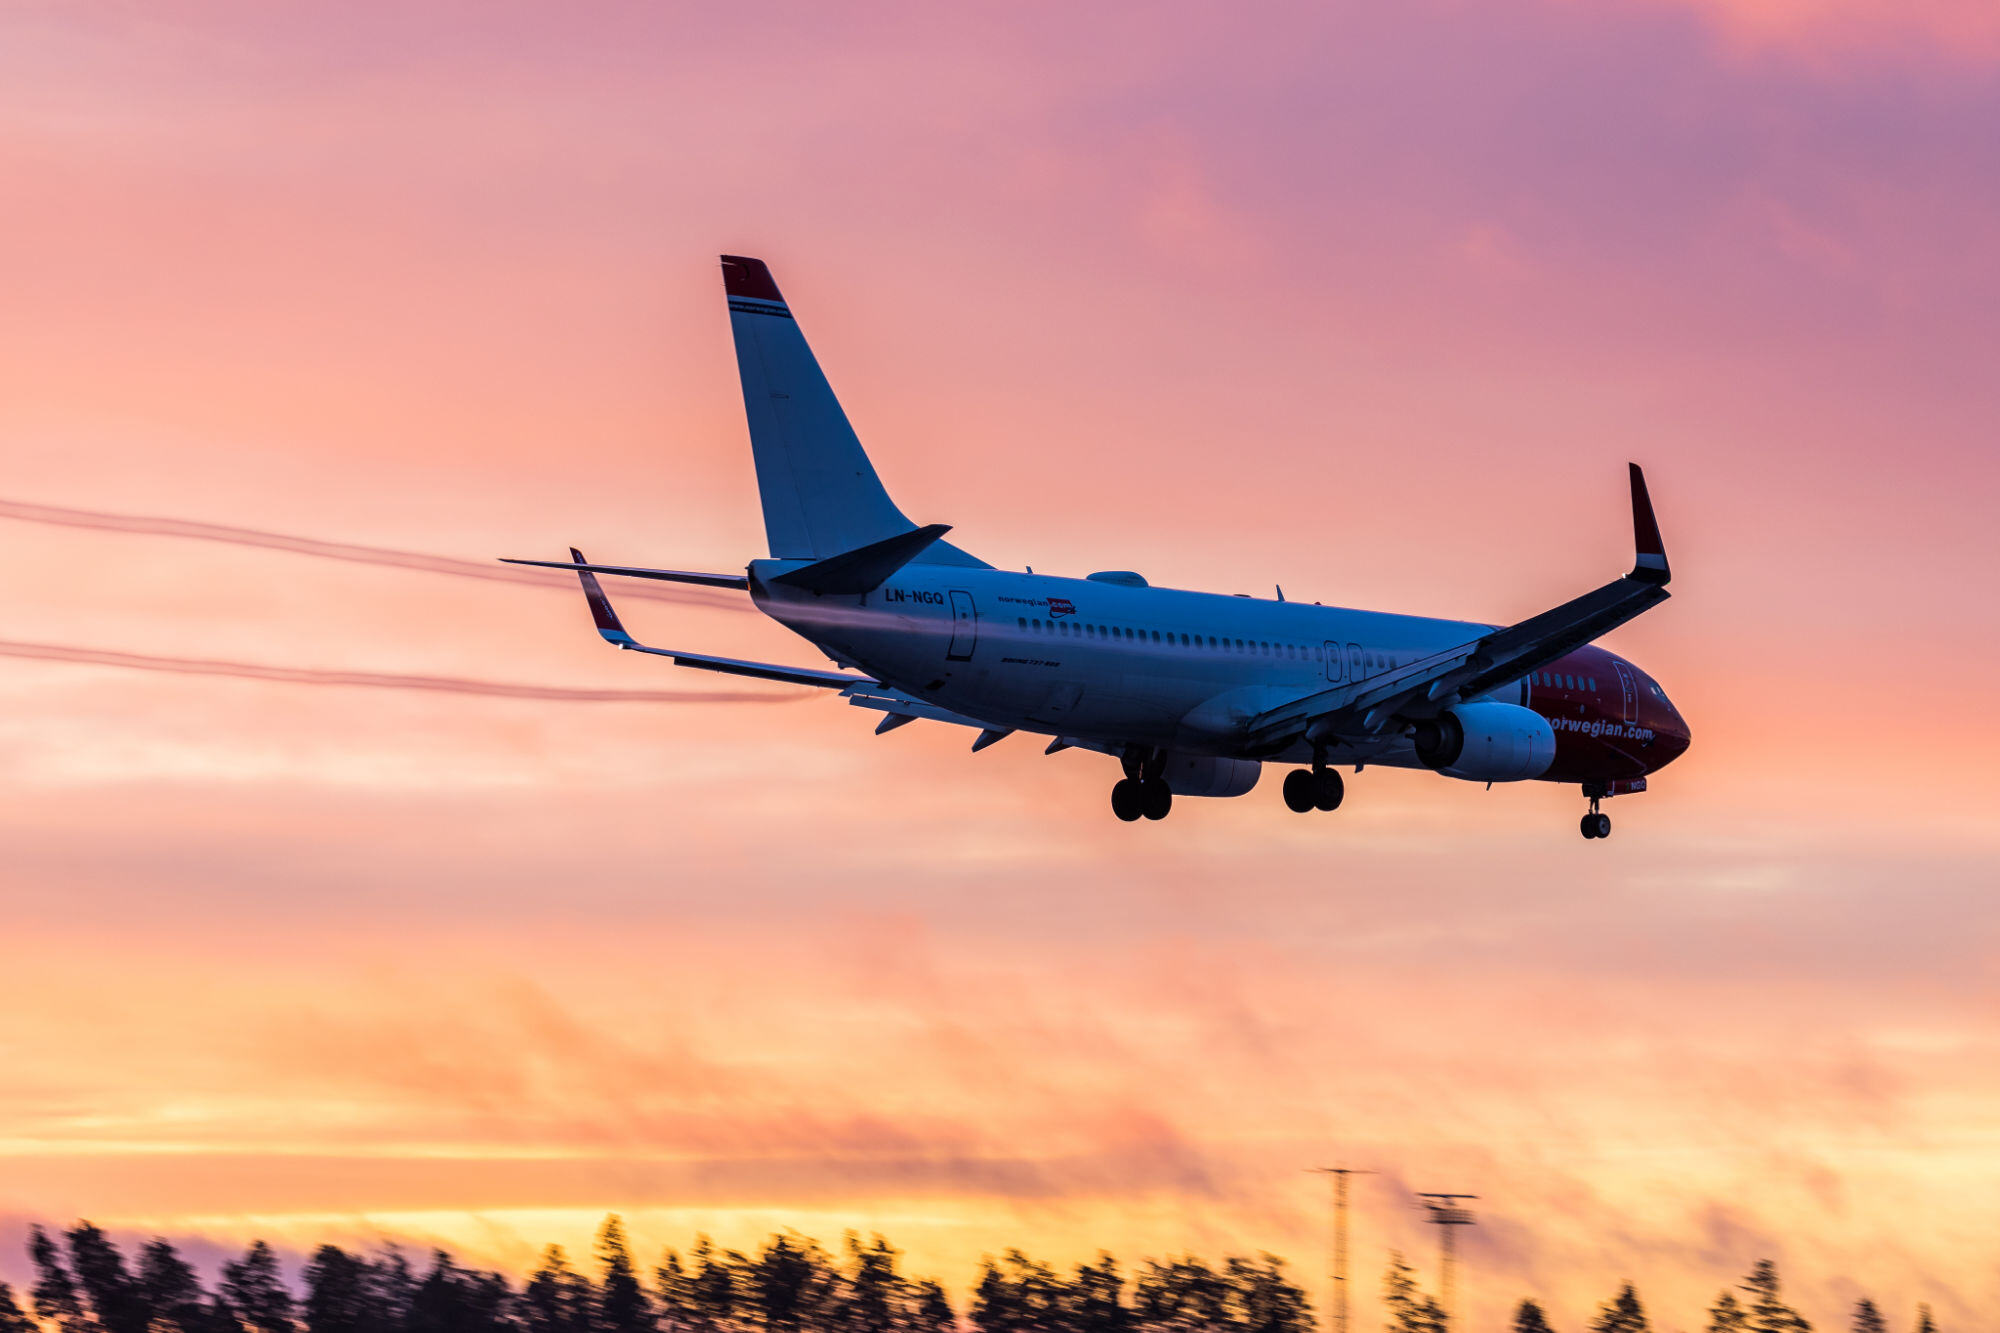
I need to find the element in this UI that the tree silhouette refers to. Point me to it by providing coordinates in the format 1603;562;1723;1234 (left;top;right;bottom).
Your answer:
522;1247;594;1333
653;1251;693;1333
971;1251;1064;1333
1740;1263;1809;1333
30;1225;99;1333
1512;1299;1556;1333
1224;1256;1311;1333
1380;1253;1444;1333
140;1239;228;1333
1588;1283;1649;1333
305;1246;385;1333
366;1250;420;1333
1910;1305;1936;1333
744;1234;824;1333
830;1235;899;1333
66;1224;149;1333
1;1284;37;1333
1065;1254;1128;1333
222;1242;297;1333
1708;1293;1749;1333
1849;1299;1886;1333
595;1218;654;1333
687;1237;743;1333
906;1281;954;1333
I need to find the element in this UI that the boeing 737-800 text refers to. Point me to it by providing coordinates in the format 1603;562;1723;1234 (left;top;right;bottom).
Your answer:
507;256;1690;837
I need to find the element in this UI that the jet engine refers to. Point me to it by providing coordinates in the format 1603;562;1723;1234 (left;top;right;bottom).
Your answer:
1410;701;1556;783
1160;753;1262;798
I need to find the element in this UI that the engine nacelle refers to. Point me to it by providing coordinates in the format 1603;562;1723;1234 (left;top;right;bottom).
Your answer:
1410;701;1556;783
1160;753;1262;798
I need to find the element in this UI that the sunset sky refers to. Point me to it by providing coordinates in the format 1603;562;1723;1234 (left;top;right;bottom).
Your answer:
3;2;1998;1329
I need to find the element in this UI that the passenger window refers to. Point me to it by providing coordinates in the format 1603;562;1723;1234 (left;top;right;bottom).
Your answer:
1017;617;1026;629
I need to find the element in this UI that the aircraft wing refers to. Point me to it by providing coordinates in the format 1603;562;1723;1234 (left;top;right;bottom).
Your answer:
1242;465;1673;753
561;548;873;690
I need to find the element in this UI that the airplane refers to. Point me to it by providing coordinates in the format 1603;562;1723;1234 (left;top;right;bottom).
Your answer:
506;256;1690;838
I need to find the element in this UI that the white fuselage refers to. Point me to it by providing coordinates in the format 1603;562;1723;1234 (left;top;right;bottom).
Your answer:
750;561;1524;768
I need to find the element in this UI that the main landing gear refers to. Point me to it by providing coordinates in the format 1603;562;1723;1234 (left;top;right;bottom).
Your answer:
1282;752;1344;814
1580;790;1613;840
1111;747;1173;822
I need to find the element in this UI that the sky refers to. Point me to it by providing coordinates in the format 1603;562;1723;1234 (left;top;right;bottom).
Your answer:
3;0;1998;1328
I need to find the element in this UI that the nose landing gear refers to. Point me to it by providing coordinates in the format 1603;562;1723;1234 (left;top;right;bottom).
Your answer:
1579;790;1612;839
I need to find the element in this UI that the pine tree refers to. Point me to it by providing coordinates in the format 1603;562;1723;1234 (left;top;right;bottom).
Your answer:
1066;1255;1128;1333
138;1241;215;1333
832;1236;900;1333
1850;1299;1886;1333
524;1247;593;1333
1380;1254;1444;1333
907;1280;955;1333
1513;1299;1556;1333
1588;1283;1649;1333
1709;1293;1749;1333
1910;1305;1936;1333
652;1252;692;1333
303;1246;379;1333
687;1238;740;1333
1;1284;38;1333
366;1250;419;1333
1225;1256;1312;1333
596;1219;653;1333
31;1225;100;1333
1741;1263;1810;1333
66;1224;149;1333
222;1241;297;1333
970;1252;1066;1333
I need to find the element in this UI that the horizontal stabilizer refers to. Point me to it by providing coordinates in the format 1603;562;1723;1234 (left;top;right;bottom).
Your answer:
562;547;868;690
501;556;748;591
770;523;951;596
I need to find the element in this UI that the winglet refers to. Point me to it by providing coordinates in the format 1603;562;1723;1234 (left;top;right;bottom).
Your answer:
569;547;638;647
1628;464;1670;585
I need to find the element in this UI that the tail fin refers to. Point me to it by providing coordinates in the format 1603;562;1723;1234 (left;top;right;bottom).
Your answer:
721;256;987;567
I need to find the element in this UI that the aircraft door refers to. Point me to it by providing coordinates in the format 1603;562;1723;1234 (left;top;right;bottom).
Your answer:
1323;640;1344;684
946;589;978;661
1613;659;1636;723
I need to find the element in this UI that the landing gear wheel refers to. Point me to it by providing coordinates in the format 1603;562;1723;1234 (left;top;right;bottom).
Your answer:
1313;769;1345;812
1139;778;1173;821
1111;779;1142;822
1592;812;1612;839
1580;813;1599;839
1283;769;1318;813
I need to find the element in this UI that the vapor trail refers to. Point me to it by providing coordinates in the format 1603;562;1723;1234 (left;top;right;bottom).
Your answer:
0;639;802;704
0;497;745;611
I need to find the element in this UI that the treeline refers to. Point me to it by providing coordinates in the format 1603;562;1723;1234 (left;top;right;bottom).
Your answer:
1492;1257;1939;1333
0;1220;1942;1333
0;1220;1310;1333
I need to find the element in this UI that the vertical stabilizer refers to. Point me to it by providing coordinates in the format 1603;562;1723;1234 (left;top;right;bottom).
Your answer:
721;256;986;567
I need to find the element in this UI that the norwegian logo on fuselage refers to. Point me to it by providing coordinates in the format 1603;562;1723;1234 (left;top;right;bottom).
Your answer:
1047;597;1076;618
